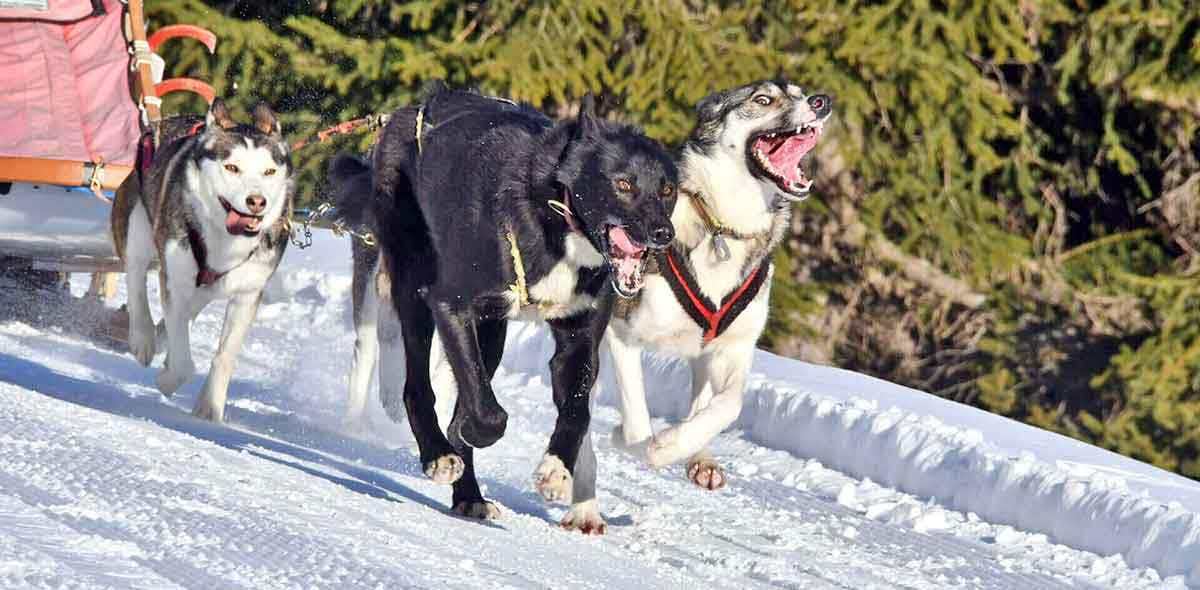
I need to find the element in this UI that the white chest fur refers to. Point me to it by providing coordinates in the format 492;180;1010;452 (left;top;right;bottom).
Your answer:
617;237;773;358
509;232;604;321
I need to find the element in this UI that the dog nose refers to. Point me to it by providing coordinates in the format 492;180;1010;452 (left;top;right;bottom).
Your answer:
807;94;833;118
245;194;266;214
649;223;674;248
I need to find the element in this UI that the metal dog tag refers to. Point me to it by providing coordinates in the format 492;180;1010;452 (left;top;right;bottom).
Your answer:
712;233;732;262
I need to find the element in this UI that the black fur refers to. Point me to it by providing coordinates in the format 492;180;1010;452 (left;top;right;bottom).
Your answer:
360;85;678;515
328;154;373;228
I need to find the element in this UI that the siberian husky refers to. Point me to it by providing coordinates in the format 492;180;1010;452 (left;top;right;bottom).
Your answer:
111;99;292;422
564;80;833;532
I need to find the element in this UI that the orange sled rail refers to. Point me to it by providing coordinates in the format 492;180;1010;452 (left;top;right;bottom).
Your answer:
0;157;132;192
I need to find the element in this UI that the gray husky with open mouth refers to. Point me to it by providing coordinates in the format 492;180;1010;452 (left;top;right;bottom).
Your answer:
569;80;833;532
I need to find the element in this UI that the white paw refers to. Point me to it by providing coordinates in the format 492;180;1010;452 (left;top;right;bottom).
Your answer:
128;324;156;367
452;500;501;520
191;394;225;423
155;358;195;397
424;454;464;484
687;457;727;491
533;454;572;504
645;428;686;467
560;499;607;535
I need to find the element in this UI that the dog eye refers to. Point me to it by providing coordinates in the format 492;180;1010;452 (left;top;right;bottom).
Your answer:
615;179;633;192
660;183;675;197
753;95;773;106
224;163;240;174
263;168;277;176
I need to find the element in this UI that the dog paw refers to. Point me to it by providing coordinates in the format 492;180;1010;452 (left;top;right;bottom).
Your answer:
155;360;194;397
450;406;509;449
424;454;464;484
687;457;727;491
452;500;501;520
533;454;572;503
560;499;606;535
645;428;686;467
128;325;156;367
191;394;225;423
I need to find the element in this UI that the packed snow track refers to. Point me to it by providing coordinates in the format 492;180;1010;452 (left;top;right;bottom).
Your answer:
0;231;1193;589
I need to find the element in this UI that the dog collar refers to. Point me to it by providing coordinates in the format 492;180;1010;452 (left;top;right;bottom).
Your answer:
682;189;769;261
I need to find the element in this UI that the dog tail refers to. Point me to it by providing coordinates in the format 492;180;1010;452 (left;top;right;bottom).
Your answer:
371;105;422;225
328;153;374;228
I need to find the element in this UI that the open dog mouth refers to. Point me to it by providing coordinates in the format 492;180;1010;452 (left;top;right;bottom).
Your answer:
749;123;822;198
602;225;649;298
218;197;264;236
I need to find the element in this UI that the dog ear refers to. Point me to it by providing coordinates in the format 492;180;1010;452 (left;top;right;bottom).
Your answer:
206;98;237;130
695;90;727;122
575;93;602;139
252;102;281;137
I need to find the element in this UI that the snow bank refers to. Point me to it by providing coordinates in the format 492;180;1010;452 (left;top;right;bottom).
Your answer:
500;322;1200;584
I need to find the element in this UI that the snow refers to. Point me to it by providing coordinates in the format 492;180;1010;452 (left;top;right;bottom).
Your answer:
0;228;1197;589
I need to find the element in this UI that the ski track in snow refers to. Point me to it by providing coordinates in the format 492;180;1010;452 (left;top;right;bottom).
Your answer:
0;231;1190;589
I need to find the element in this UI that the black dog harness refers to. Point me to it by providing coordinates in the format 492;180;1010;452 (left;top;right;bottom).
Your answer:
659;247;771;345
185;222;230;287
655;189;777;345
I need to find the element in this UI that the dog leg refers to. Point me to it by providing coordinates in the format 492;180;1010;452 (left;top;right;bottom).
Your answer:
645;346;752;468
395;283;461;483
562;419;606;534
537;311;605;502
450;447;500;520
682;358;725;490
429;330;457;436
124;202;157;367
449;317;505;518
346;252;380;426
604;327;654;450
193;293;261;422
429;297;508;449
155;249;198;396
376;278;407;423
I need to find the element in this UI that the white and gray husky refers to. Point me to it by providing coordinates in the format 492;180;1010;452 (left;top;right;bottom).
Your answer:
111;99;292;422
341;80;831;533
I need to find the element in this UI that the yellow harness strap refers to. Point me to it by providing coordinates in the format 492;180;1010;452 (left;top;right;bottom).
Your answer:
415;105;425;154
683;189;728;236
506;230;530;307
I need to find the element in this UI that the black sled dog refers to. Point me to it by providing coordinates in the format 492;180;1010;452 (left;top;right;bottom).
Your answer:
352;86;678;519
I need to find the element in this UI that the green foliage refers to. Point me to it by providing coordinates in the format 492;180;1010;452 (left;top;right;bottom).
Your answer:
147;0;1200;478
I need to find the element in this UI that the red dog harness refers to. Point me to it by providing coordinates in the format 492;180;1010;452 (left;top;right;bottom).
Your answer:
659;248;771;345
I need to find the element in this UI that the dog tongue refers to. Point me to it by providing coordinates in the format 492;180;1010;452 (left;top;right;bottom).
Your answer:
607;226;646;294
608;226;645;257
756;129;819;184
225;209;260;235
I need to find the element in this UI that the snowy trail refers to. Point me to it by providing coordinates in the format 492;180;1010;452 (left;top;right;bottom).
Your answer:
0;231;1190;589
